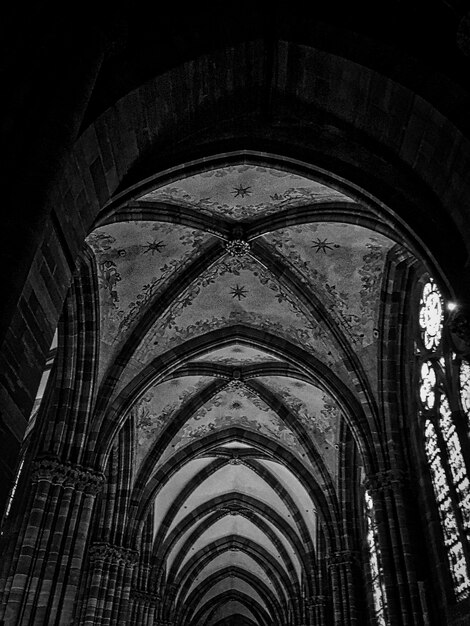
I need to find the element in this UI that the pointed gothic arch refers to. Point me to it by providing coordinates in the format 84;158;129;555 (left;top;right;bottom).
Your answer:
2;14;470;625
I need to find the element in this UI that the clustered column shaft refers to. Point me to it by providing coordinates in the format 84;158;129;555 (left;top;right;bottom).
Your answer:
128;513;159;625
81;542;138;625
366;468;425;626
0;456;103;625
306;595;329;626
327;550;358;625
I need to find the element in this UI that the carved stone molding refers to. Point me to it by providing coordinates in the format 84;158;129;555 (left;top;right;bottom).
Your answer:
31;456;105;495
219;504;248;515
225;239;251;257
89;541;139;566
150;563;165;588
306;595;329;607
365;468;408;493
226;378;244;390
327;550;359;568
131;589;161;605
165;582;178;598
228;452;244;466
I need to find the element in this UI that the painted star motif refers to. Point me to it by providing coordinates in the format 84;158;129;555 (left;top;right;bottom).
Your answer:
230;284;248;300
143;239;166;254
231;184;252;198
311;238;340;254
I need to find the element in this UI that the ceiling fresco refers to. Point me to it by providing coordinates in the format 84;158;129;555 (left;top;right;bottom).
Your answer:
157;384;312;471
134;255;323;350
192;344;282;364
258;376;342;480
86;162;407;624
86;221;212;378
264;223;393;348
139;164;354;221
131;376;214;469
129;253;352;392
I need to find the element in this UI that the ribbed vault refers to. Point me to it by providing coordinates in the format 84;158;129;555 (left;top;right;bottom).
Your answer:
3;6;470;624
84;161;411;624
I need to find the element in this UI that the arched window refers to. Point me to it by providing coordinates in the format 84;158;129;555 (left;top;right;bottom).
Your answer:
24;329;58;439
0;456;24;533
365;489;388;625
459;360;470;424
0;330;58;533
417;277;470;601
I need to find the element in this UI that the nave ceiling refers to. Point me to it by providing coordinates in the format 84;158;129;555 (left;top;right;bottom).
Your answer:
3;4;470;624
84;162;406;625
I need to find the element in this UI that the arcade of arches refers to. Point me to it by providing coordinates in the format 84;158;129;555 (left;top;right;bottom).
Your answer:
2;4;470;625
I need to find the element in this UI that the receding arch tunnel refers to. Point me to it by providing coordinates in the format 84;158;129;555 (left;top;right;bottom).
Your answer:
77;162;418;624
2;7;470;624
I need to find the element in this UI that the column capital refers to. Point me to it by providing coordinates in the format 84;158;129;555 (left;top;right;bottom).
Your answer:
365;468;408;492
165;582;178;597
89;541;139;566
327;550;359;567
131;588;161;605
31;456;105;494
306;594;329;607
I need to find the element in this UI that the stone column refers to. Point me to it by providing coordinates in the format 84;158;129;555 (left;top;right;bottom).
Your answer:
327;550;359;625
366;469;424;626
288;594;301;625
0;456;104;625
130;590;160;625
306;595;329;626
159;582;177;624
81;542;138;625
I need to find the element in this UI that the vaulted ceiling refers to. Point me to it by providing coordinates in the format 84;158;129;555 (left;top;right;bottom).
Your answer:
86;162;405;624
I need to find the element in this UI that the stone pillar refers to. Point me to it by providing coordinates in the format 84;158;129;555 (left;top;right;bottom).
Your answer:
130;590;160;625
0;456;104;625
288;595;301;625
306;595;329;626
366;468;424;626
327;550;359;625
157;582;177;625
81;542;138;625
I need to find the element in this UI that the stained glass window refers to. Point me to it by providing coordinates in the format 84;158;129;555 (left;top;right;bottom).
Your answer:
0;457;24;534
419;361;436;410
417;278;470;601
419;279;443;351
439;397;470;541
365;490;388;625
459;361;470;422
424;420;470;599
25;329;58;439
